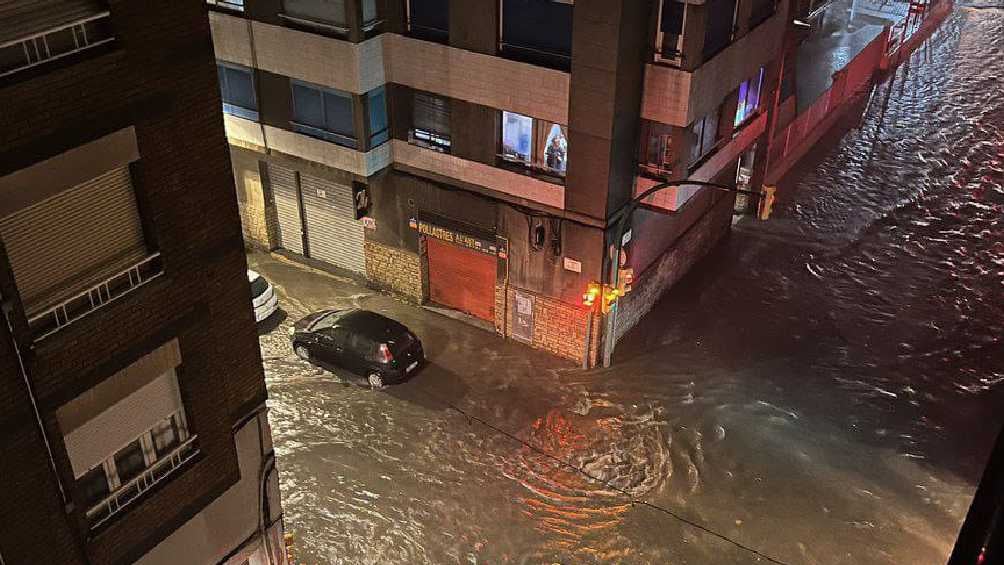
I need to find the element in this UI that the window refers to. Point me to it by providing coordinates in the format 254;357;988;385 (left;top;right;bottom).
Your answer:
639;121;677;176
282;0;348;30
657;0;687;63
734;67;765;126
207;0;245;11
349;334;377;361
501;0;574;69
362;0;378;26
702;0;737;61
0;14;115;79
501;111;569;177
690;110;720;164
291;81;356;148
365;86;389;148
408;0;449;42
217;63;258;121
75;410;194;528
410;92;452;152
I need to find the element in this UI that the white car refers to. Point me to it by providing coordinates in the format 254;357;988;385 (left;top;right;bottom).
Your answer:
248;269;279;323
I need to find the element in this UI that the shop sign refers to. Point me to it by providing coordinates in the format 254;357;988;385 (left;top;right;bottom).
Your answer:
513;291;535;343
362;217;376;230
410;219;497;255
563;257;582;273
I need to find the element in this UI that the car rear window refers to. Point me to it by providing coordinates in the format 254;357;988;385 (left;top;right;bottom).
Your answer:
250;276;270;299
387;332;416;356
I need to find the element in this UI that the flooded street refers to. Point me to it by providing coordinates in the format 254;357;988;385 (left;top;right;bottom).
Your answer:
255;5;1003;564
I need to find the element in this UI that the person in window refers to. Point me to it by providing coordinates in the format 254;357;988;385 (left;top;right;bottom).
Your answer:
544;125;567;173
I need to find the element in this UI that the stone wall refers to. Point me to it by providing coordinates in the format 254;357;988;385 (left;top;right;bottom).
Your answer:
235;166;274;250
495;285;601;366
614;192;734;344
364;241;425;303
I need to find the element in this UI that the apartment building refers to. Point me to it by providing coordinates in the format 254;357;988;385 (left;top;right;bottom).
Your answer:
210;0;789;365
0;2;285;564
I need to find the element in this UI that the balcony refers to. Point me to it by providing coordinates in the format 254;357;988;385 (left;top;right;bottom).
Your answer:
28;253;164;342
0;7;115;80
86;436;199;530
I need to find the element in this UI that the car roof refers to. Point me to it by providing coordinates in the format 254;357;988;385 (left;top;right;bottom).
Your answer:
336;310;408;339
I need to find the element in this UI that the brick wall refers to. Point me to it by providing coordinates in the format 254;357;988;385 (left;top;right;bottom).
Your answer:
364;241;425;302
0;2;272;564
613;191;734;344
495;285;600;365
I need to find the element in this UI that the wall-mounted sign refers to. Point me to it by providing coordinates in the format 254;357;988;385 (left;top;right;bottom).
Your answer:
621;229;633;245
410;219;497;256
563;257;582;273
513;291;535;343
316;188;326;199
362;217;376;230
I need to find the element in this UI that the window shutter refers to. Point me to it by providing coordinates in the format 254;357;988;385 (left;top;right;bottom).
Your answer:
0;167;146;314
413;93;450;135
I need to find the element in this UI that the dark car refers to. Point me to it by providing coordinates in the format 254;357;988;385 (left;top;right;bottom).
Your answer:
290;309;425;387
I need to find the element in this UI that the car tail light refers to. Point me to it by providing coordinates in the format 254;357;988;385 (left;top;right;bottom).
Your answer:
378;343;394;364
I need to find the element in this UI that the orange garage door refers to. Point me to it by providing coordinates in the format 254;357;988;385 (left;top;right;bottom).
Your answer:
426;237;496;322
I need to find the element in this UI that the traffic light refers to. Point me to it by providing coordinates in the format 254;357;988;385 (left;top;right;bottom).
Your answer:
582;283;601;308
601;286;623;314
759;185;776;221
617;268;634;294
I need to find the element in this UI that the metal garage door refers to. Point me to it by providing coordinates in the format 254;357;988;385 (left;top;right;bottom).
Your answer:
269;164;304;255
299;174;365;274
426;238;496;321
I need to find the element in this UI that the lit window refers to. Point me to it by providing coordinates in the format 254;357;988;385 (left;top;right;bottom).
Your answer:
151;414;183;459
218;63;259;121
501;111;568;177
291;81;356;148
207;0;246;11
734;67;765;126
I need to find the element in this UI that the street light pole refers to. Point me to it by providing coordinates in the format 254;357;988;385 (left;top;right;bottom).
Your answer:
600;180;767;367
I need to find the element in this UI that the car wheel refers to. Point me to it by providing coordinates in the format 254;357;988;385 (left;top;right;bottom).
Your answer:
294;344;310;360
367;373;384;389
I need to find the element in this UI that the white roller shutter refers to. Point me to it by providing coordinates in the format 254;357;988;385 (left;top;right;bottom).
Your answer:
269;164;304;255
0;166;146;315
300;174;365;274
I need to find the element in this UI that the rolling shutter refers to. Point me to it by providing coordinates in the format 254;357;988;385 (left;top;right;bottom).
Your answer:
269;164;304;255
0;166;145;315
426;238;496;322
299;174;365;274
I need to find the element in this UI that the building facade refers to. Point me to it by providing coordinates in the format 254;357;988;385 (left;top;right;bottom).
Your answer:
0;2;285;564
210;0;789;365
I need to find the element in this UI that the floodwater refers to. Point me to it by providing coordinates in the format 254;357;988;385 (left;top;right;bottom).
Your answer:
257;6;1003;564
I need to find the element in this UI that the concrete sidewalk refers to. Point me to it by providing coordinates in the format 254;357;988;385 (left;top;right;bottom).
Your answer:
797;0;906;111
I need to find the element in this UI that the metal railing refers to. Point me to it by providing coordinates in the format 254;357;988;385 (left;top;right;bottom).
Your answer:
0;13;114;79
28;252;164;342
86;437;199;530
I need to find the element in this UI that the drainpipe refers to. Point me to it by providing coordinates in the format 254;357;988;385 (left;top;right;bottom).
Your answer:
1;296;68;506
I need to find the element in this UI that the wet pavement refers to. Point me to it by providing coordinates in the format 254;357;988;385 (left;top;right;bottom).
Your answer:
254;5;1002;563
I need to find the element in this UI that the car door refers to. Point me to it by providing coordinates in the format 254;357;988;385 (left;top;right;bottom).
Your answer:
316;326;349;366
344;333;377;376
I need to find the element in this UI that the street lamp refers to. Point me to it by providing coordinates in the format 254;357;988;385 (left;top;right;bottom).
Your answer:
600;180;774;367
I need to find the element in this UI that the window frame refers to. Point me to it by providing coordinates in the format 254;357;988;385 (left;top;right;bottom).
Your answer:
409;92;452;153
499;0;575;71
499;110;569;180
290;80;358;149
733;67;765;127
407;0;450;43
217;62;259;121
365;85;389;149
279;0;350;33
206;0;246;12
654;0;688;66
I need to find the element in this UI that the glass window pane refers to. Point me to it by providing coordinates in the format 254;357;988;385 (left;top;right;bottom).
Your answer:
114;440;147;485
78;465;110;508
323;91;355;137
735;80;749;126
502;0;573;58
414;93;450;135
292;83;325;128
502;111;533;163
225;67;256;110
362;0;377;22
151;416;180;458
409;0;449;39
537;122;568;175
217;65;228;99
284;0;347;26
367;87;388;145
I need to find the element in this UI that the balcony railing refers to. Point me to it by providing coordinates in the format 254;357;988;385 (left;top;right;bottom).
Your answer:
28;253;164;342
86;436;199;530
0;13;115;79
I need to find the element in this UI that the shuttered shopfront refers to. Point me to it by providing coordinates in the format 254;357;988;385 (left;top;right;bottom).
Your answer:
267;163;365;274
269;164;304;255
426;237;496;322
0;166;147;315
299;174;365;274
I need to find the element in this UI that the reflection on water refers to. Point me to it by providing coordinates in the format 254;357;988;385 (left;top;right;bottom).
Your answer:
260;6;1003;564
